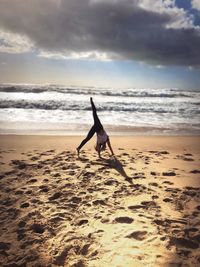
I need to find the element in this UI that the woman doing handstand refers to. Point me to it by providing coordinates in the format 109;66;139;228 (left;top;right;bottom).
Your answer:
77;97;114;158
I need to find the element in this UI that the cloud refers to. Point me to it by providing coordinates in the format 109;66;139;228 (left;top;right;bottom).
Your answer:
38;50;111;61
0;0;200;67
0;31;33;54
138;0;195;29
192;0;200;11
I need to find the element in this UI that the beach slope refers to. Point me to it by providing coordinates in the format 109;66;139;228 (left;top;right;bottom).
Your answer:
0;135;200;266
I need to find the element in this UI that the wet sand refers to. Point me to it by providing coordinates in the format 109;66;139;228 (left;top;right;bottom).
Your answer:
0;135;200;266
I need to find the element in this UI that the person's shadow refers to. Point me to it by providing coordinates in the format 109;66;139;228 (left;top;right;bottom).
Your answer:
96;156;133;184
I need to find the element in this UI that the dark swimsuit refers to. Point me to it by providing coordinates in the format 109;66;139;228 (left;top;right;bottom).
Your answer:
77;100;104;150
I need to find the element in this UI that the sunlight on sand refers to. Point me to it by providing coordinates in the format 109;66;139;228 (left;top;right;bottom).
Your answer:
0;136;200;266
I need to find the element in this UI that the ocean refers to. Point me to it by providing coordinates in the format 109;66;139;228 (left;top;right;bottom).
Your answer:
0;84;199;135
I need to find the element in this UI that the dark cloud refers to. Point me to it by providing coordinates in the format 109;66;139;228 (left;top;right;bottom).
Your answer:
0;0;200;67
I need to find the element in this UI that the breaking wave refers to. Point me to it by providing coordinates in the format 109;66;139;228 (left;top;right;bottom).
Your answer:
0;84;199;134
0;84;196;98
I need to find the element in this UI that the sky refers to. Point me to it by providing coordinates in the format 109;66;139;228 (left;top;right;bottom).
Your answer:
0;0;200;89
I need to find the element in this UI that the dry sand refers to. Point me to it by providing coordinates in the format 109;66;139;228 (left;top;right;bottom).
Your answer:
0;135;200;267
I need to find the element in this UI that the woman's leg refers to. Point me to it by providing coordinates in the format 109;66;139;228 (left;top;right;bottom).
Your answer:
90;97;103;131
77;125;96;152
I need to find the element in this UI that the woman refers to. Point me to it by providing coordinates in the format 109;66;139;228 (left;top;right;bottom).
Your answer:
77;97;114;158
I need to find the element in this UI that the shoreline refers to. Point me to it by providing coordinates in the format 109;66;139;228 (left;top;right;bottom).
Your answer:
1;121;199;136
0;130;200;136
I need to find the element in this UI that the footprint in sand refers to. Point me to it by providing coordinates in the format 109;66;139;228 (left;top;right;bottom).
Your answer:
39;185;49;192
141;201;157;207
53;172;61;178
190;169;200;174
133;172;146;179
162;171;176;176
11;160;27;169
163;198;173;203
14;190;23;195
70;196;82;204
31;199;42;204
25;190;32;195
76;219;89;226
128;205;145;211
176;155;194;161
160;151;169;155
44;169;51;174
170;237;199;249
0;242;11;254
114;217;134;224
79;243;91;256
20;202;30;208
93;199;107;206
162;181;174;185
49;192;62;201
126;231;148;241
17;228;26;241
30;156;39;161
104;180;119;185
152;195;159;200
18;221;26;228
54;247;72;266
17;221;27;241
28;178;37;183
184;157;194;161
184;153;193;156
83;171;95;179
101;218;109;223
31;223;45;234
68;170;76;176
153;219;166;226
149;182;158;187
183;187;198;197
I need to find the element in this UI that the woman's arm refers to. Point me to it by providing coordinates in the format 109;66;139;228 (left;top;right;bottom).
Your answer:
107;138;114;156
95;143;102;158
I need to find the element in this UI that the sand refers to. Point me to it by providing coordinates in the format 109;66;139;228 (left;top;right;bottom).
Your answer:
0;135;200;267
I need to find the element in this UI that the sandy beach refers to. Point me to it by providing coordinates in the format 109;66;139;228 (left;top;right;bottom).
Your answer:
0;135;200;267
